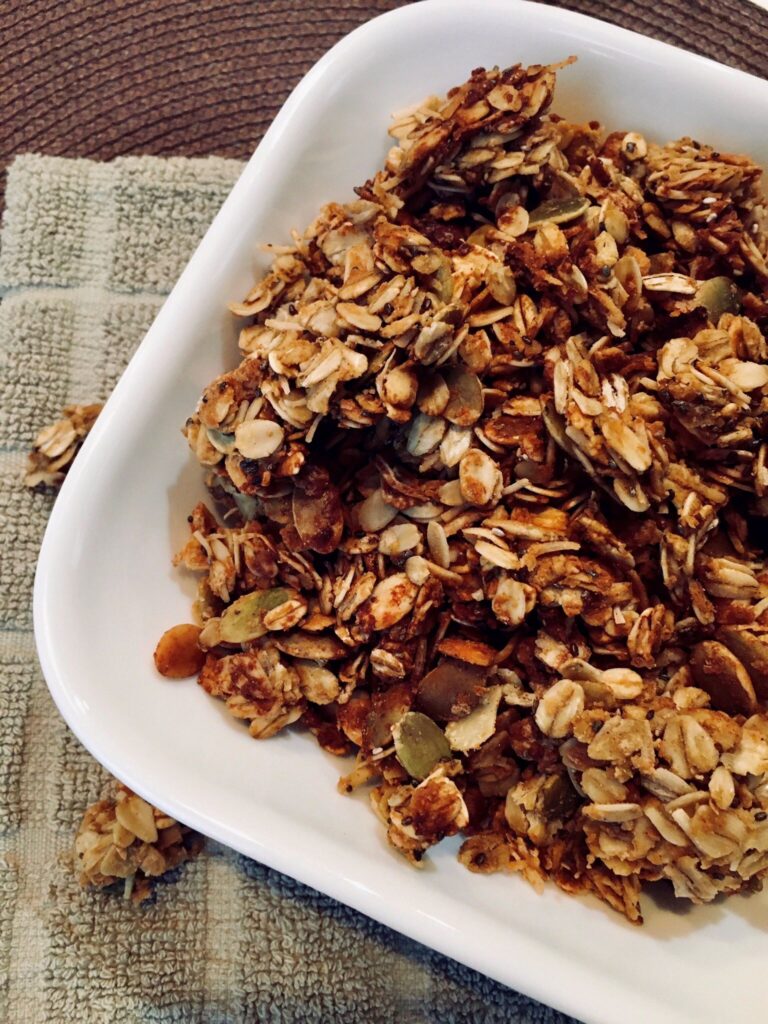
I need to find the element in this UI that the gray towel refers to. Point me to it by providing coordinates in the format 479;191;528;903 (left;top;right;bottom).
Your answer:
0;153;574;1024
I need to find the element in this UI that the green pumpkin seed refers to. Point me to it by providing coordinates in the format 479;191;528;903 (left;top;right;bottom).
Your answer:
393;711;451;781
220;588;294;643
537;774;581;821
695;276;741;322
233;492;259;522
430;257;455;303
527;196;589;228
205;427;237;455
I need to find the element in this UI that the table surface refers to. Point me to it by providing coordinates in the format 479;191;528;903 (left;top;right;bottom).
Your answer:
1;0;767;214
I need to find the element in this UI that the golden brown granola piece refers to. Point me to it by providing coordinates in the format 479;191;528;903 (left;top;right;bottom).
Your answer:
75;784;203;902
25;403;102;489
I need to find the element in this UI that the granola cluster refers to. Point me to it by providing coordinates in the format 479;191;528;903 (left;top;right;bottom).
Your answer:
25;403;102;489
75;784;203;902
157;59;768;923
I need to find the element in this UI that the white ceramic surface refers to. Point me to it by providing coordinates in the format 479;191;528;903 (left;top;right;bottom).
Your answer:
34;4;768;1022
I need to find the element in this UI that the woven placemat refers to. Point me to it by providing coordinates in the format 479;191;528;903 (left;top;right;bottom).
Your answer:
1;0;766;209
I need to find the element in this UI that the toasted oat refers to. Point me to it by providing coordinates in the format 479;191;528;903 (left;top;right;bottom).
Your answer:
160;58;768;924
75;783;203;902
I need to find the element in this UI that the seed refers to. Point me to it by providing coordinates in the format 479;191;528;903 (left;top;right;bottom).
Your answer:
219;588;296;643
695;276;740;322
527;196;589;227
393;711;451;781
690;640;756;716
206;427;237;454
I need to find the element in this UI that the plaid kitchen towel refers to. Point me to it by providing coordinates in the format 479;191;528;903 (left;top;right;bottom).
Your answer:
0;153;575;1024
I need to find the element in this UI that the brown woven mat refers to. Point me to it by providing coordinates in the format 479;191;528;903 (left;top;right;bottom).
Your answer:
1;0;766;212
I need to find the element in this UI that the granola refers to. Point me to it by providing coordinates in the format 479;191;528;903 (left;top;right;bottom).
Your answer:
25;403;102;489
156;58;768;924
75;783;203;902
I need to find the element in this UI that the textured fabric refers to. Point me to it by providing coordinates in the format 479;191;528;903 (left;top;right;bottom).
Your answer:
1;0;767;210
0;153;576;1024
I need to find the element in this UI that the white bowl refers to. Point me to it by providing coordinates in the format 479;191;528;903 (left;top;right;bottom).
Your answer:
34;3;768;1022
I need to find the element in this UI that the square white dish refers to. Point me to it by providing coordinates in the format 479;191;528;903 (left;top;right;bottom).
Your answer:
34;3;768;1022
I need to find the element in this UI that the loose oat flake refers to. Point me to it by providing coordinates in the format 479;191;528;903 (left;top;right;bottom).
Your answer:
156;58;768;925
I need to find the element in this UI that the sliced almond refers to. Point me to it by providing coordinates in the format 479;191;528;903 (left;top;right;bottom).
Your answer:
234;419;284;459
445;685;502;752
716;627;768;699
690;640;757;716
336;301;382;332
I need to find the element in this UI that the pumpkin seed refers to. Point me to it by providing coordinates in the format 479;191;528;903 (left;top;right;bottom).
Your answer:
219;587;295;643
443;368;484;426
695;276;741;322
233;492;259;522
393;711;451;780
716;627;768;699
416;658;487;721
527;196;589;228
690;640;756;716
206;427;237;454
537;774;581;821
273;631;347;660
